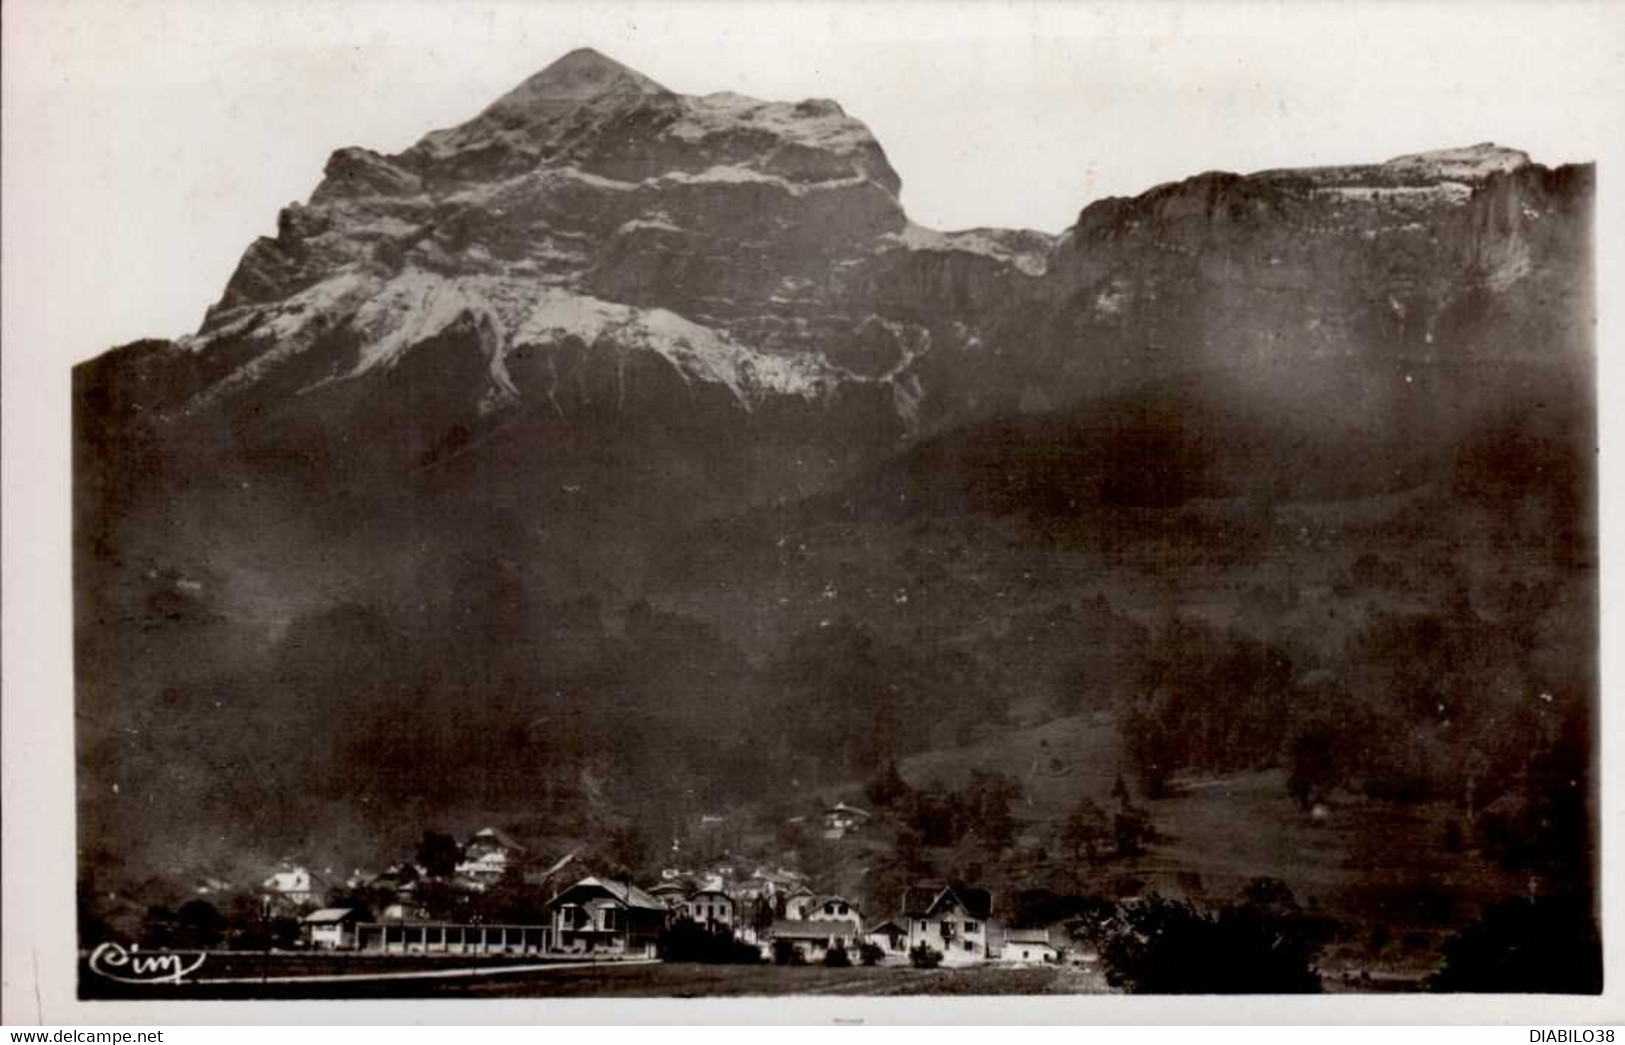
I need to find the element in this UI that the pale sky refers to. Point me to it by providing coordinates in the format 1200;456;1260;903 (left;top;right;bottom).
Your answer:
4;0;1622;363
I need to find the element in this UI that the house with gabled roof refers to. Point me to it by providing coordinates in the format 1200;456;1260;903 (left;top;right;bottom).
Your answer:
547;876;666;957
456;826;526;884
647;880;691;912
865;917;910;962
783;883;817;920
998;928;1061;964
761;918;861;964
684;880;735;931
260;862;328;915
301;907;364;950
804;894;863;932
822;802;872;839
901;883;997;965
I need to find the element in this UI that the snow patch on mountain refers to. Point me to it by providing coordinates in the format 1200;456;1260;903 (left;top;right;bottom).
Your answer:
666;92;876;155
1315;183;1474;205
886;223;1051;276
351;270;505;377
213;268;850;410
508;285;844;406
1383;143;1531;181
652;165;871;197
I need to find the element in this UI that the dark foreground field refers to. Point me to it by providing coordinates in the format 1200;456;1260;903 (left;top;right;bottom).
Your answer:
81;958;1107;1000
443;962;1108;998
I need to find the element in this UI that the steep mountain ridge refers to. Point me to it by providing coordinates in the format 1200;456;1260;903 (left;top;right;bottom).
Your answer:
72;51;1594;891
83;52;1590;460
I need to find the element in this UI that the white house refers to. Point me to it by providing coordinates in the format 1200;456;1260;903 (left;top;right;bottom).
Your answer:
783;884;817;920
301;907;364;949
822;802;872;839
865;917;910;962
548;876;667;957
261;863;325;913
999;930;1061;964
647;880;690;912
456;827;526;884
902;884;997;966
685;886;736;931
763;918;861;964
805;895;864;932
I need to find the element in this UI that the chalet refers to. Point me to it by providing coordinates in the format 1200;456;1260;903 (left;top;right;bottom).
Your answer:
548;876;666;957
902;884;997;966
736;866;808;906
379;899;427;922
784;886;818;920
647;880;691;912
805;895;863;932
865;917;910;962
260;863;326;913
456;827;526;884
684;886;735;931
822;802;872;839
762;918;861;964
999;930;1061;964
521;850;577;889
301;907;364;950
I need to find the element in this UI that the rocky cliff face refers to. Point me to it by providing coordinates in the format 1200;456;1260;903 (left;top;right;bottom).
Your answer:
70;49;1596;890
74;51;1595;610
78;48;1591;490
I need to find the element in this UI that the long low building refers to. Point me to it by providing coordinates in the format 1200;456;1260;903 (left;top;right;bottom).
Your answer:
355;921;552;955
761;918;861;964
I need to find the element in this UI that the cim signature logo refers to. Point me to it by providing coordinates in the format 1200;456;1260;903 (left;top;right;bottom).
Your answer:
88;942;206;985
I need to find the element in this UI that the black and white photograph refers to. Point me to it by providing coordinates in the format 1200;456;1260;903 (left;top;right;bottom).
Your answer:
4;0;1623;1024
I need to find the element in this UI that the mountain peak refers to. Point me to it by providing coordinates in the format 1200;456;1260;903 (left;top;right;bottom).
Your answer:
486;47;669;116
412;47;671;159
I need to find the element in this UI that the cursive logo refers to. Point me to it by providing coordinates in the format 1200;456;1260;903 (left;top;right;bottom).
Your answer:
88;942;206;985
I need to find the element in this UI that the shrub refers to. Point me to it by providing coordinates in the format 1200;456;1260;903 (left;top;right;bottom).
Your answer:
1100;891;1325;993
823;942;852;967
659;918;763;964
908;942;943;969
858;942;885;966
772;939;805;966
1428;896;1600;993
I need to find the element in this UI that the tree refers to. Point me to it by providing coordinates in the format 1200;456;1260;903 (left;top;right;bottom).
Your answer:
864;760;913;810
1100;892;1323;993
173;899;226;949
412;879;465;921
1111;772;1132;808
1285;722;1339;809
324;885;382;923
659;918;763;964
139;905;176;948
750;896;776;936
416;830;463;879
1060;797;1111;863
1112;807;1154;857
962;769;1023;850
475;866;549;924
865;835;924;918
1428;896;1601;993
605;822;649;877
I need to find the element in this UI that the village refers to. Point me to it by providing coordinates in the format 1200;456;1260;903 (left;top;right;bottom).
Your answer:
236;803;1070;974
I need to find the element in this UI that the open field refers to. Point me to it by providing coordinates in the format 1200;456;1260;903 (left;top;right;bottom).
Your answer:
80;958;1106;1000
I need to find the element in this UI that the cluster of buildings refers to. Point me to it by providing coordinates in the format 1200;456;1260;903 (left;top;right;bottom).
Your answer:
263;816;1067;967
